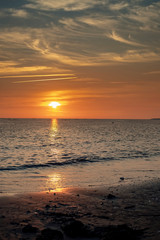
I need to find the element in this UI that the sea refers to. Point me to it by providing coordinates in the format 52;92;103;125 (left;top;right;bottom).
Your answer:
0;119;160;195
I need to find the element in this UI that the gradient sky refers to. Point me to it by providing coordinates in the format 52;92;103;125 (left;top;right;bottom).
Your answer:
0;0;160;118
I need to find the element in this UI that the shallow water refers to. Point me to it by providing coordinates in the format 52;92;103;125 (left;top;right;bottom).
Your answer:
0;119;160;194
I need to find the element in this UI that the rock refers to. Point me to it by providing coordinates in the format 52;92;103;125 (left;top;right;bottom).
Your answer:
36;228;63;240
45;204;51;209
120;177;124;181
62;219;91;237
107;194;117;200
22;224;38;233
124;205;135;210
94;224;143;240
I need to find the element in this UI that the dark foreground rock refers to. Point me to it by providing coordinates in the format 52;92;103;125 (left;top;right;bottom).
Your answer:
95;224;143;240
107;194;117;200
22;224;38;233
62;219;92;238
36;228;64;240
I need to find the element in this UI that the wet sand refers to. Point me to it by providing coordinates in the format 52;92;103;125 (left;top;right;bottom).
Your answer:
0;179;160;240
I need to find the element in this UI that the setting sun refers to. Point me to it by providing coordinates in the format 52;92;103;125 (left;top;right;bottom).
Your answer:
49;101;61;109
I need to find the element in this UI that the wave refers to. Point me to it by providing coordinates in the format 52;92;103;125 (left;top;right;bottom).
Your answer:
0;156;114;171
0;151;159;172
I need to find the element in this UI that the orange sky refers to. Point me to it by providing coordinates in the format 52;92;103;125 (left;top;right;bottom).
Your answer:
0;1;160;119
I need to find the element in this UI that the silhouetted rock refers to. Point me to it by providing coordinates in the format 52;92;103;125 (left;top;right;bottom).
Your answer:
36;228;63;240
62;219;92;237
22;224;38;233
107;194;117;200
124;205;135;210
95;224;143;240
120;177;125;181
45;204;51;209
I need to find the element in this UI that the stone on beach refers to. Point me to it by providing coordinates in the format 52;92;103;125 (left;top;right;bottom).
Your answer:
107;194;117;200
95;224;143;240
62;219;92;238
36;228;64;240
22;224;38;233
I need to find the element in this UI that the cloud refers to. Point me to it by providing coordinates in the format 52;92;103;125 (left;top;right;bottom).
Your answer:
0;73;74;79
144;71;160;75
0;0;160;73
107;31;144;46
109;2;129;11
126;2;160;31
111;50;160;63
13;76;77;83
9;9;28;18
0;63;52;75
0;9;28;18
25;0;104;11
78;16;116;29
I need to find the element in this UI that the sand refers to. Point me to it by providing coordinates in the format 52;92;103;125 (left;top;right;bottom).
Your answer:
0;179;160;240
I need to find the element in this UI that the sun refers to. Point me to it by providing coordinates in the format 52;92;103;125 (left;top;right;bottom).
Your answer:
49;101;61;109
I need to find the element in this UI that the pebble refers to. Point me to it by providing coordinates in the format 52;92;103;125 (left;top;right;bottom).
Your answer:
120;177;125;181
107;194;117;200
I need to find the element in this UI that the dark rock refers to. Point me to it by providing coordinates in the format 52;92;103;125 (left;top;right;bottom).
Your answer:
62;219;92;237
10;221;19;225
120;177;125;181
45;204;51;209
94;224;143;240
22;224;38;233
107;194;117;200
124;205;135;210
36;228;63;240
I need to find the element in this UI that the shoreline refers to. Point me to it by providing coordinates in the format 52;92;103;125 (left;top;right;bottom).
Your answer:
0;179;160;239
1;155;160;196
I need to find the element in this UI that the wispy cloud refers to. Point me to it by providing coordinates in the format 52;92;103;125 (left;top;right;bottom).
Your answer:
13;76;77;83
0;9;28;18
78;16;116;29
107;31;143;47
9;9;28;18
25;0;104;11
0;0;159;74
144;71;160;75
99;49;160;64
109;2;129;11
0;60;52;75
0;73;74;79
112;50;160;63
127;2;160;31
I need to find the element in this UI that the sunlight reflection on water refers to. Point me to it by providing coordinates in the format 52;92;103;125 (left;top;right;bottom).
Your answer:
46;173;63;192
50;119;58;137
0;119;160;195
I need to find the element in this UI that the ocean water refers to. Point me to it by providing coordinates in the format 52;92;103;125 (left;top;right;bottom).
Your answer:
0;119;160;195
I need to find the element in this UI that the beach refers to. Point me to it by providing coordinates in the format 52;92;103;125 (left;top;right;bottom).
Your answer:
0;179;160;240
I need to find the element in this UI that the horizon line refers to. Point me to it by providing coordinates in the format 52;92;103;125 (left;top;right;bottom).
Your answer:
0;117;159;120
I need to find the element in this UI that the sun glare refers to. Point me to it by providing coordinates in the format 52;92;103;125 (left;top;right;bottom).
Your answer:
49;101;61;109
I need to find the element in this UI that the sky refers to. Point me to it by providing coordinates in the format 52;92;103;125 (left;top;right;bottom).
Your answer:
0;0;160;119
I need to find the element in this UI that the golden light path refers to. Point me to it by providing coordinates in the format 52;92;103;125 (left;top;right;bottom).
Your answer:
47;173;63;193
46;119;63;193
